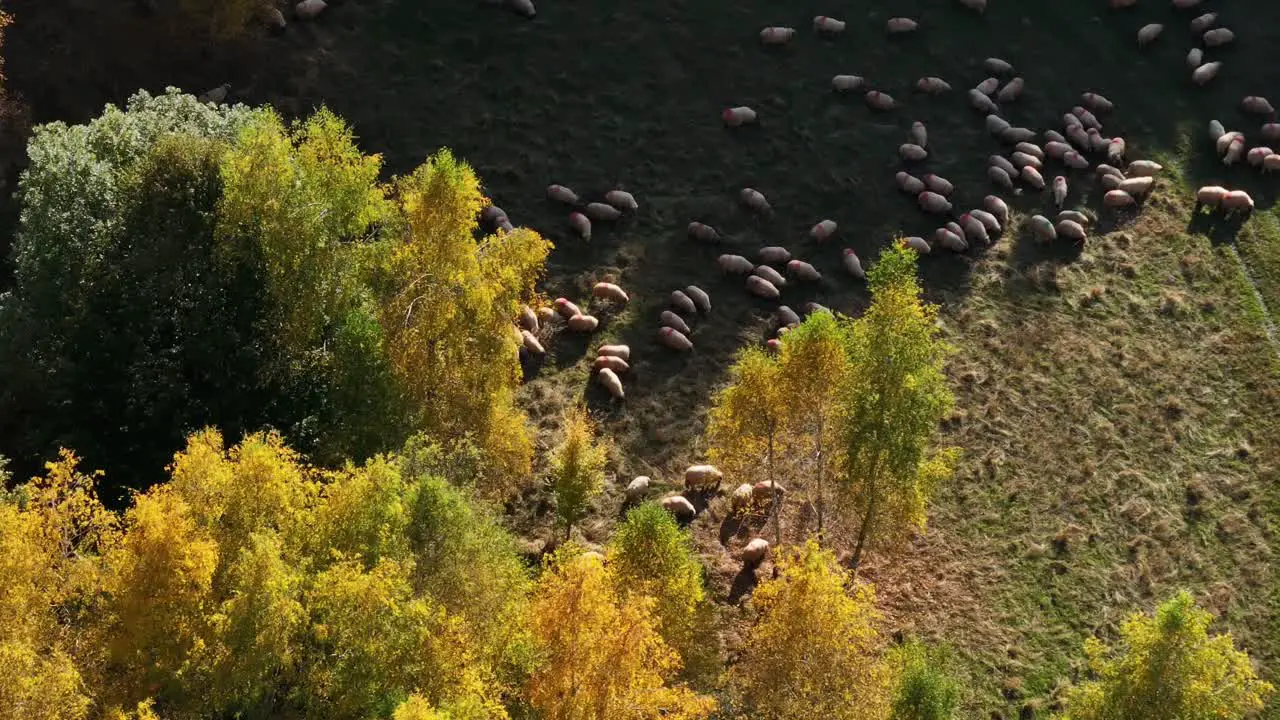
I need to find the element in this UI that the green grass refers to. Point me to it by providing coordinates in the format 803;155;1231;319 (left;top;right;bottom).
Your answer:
8;0;1280;716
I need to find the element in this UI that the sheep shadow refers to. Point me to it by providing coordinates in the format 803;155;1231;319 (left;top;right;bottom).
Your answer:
727;563;760;605
1186;207;1250;246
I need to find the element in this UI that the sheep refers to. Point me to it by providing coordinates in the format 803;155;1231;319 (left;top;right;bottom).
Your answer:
787;260;822;282
1104;189;1135;208
910;121;928;148
1000;127;1036;145
1101;174;1123;191
746;275;781;299
958;0;986;12
1265;155;1280;173
659;495;696;521
1065;151;1091;170
686;285;712;313
593;355;630;374
900;144;929;161
903;236;932;254
555;298;582;318
897;171;927;194
1192;62;1222;86
751;480;785;503
1263;124;1280;142
760;26;797;45
1223;137;1246;166
975;77;1000;96
945;222;965;241
585;202;621;222
811;220;839;241
959;214;990;245
813;16;846;33
1096;164;1125;179
842;249;866;279
1216;131;1243;156
1242;97;1276;115
740;188;771;213
984;195;1009;224
722;106;758;127
198;83;231;104
1119;176;1154;196
1064;112;1083;129
1127;160;1162;177
866;91;897;111
970;89;998;113
753;265;787;287
833;75;867;92
984;58;1013;74
997;78;1024;103
596;368;624;398
1049;176;1067;207
1016;142;1045;161
918;191;952;214
605;190;639;211
567;314;599;333
1045;141;1072;160
1058;210;1091;226
661;311;691;335
970;209;1002;235
730;483;755;513
1081;92;1114;113
1203;28;1234;47
924;174;954;196
935;227;967;252
1030;215;1057;242
1067;126;1091;152
776;306;801;326
1021;166;1046;190
1247;147;1273;168
1190;12;1217;33
916;77;952;93
598;344;631;360
296;0;327;20
626;476;651;502
592;282;629;305
263;7;287;30
988;166;1015;190
1011;151;1042;170
719;254;755;274
519;306;539;332
482;205;515;232
657;326;694;350
547;184;579;204
741;538;771;565
990;155;1018;176
1222;190;1254;214
569;212;592;240
1072;106;1102;131
1195;186;1229;207
536;307;557;324
1108;138;1126;164
1137;23;1163;46
759;246;792;264
1187;48;1204;69
688;222;720;243
887;17;918;33
1056;219;1087;243
986;115;1012;136
1044;129;1067;144
521;330;545;354
670;290;697;315
507;0;535;18
685;464;723;491
1088;129;1109;154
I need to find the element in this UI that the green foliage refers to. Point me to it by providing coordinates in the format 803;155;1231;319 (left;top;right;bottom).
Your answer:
888;639;960;720
1062;591;1273;720
607;503;708;668
549;406;607;534
841;242;958;567
730;539;888;720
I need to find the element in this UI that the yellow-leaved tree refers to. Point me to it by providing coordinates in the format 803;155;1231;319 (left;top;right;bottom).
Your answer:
730;540;889;720
549;405;608;538
380;151;552;497
526;547;716;720
1062;591;1273;720
840;242;958;569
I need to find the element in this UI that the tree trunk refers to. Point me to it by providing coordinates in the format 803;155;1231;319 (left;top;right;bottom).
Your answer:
815;415;825;543
768;430;781;548
849;486;877;574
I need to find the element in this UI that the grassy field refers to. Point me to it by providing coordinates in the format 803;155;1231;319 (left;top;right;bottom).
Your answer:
6;0;1280;716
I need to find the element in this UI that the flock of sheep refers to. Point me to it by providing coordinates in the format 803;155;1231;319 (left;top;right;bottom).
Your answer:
474;0;1279;553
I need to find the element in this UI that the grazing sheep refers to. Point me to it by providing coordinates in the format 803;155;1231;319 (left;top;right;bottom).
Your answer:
959;214;990;245
593;355;629;374
987;114;1012;136
1096;164;1125;179
1192;62;1222;86
975;78;1000;96
585;203;621;222
970;89;998;113
1081;92;1114;113
833;75;866;92
719;254;755;274
1264;155;1280;173
997;78;1024;103
598;344;631;360
760;26;797;45
521;330;545;354
626;476;651;502
1263;124;1280;142
917;77;952;93
754;265;787;287
1021;166;1046;190
567;314;599;333
1053;177;1068;208
1215;130;1242;155
1016;142;1045;160
777;306;801;326
1001;127;1036;144
988;166;1015;190
1119;176;1154;195
1108;138;1126;164
1088;129;1109;154
935;227;967;252
1045;141;1072;159
866;91;897;111
1045;129;1067;144
1064;151;1090;170
900;144;929;161
903;236;932;254
536;307;557;324
787;260;822;282
519;306;539;332
1223;137;1246;166
547;184;579;204
740;188;772;213
1222;190;1254;214
911;121;928;148
746;275;781;299
296;0;327;20
507;0;535;17
1247;147;1273;168
1202;28;1234;47
760;246;792;264
918;191;952;214
593;282;629;305
842;249;866;279
924;174;954;195
970;209;1002;235
1011;151;1042;170
660;495;696;520
688;222;720;243
1189;12;1216;33
1072;106;1102;130
1030;215;1057;242
685;286;712;313
1104;189;1135;208
1242;97;1276;115
1058;210;1090;226
670;290;697;314
984;195;1009;224
569;212;592;240
1187;48;1204;69
685;465;723;491
984;58;1013;74
1196;186;1229;207
887;17;918;33
742;538;771;565
811;220;839;241
605;190;639;211
751;480;785;503
1101;174;1123;190
722;106;758;127
661;311;691;335
1137;23;1163;46
555;298;582;318
483;205;515;232
596;368;624;398
814;16;846;33
731;483;754;513
1056;219;1087;243
1067;126;1091;152
657;326;694;350
1127;160;1162;177
897;171;927;194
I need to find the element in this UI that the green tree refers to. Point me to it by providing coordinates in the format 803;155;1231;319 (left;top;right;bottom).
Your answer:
841;242;958;569
1062;591;1273;720
706;347;787;545
887;639;960;720
548;406;607;538
730;540;888;720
